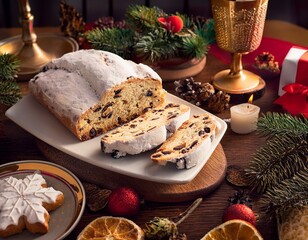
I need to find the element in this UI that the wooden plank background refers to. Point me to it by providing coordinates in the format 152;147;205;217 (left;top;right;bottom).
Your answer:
0;0;307;28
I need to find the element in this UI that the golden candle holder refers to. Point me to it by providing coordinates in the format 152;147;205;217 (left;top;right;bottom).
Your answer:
211;0;268;94
0;0;78;80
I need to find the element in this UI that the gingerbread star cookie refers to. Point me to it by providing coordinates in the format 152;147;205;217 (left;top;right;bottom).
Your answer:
0;173;64;237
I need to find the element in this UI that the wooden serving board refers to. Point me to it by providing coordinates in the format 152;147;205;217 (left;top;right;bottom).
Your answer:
37;139;227;203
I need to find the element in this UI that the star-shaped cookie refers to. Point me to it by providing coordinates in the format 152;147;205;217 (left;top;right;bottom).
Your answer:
0;173;64;237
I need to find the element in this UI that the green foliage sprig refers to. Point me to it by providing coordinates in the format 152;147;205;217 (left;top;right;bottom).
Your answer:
85;28;135;60
245;112;308;220
85;5;215;62
135;30;180;62
257;112;308;138
260;169;308;221
181;34;209;59
125;5;164;33
0;53;21;106
246;133;308;194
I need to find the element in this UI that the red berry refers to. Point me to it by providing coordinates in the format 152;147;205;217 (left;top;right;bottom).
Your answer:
107;187;140;217
158;15;183;33
222;204;256;226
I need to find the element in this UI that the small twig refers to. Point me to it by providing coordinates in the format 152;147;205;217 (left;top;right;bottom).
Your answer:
172;198;203;226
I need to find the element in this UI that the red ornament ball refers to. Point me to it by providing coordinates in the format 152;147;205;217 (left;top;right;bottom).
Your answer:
158;15;183;33
107;187;141;217
222;204;257;226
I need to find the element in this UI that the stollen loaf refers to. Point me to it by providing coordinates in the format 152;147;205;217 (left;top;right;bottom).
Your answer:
101;102;190;158
29;49;166;140
151;114;219;169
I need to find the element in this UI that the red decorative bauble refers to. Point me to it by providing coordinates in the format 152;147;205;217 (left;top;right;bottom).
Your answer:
107;187;141;217
157;15;183;33
222;204;257;226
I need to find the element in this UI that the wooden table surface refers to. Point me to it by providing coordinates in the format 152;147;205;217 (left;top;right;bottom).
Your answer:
0;20;307;240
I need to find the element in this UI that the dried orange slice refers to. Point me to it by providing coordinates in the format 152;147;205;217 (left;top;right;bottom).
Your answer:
77;216;144;240
201;219;263;240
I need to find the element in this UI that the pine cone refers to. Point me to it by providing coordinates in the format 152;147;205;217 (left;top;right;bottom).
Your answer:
206;90;230;113
174;77;214;106
198;83;215;104
60;0;85;39
175;77;230;113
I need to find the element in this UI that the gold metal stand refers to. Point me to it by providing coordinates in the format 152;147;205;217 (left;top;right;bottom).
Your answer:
0;0;78;80
211;0;268;94
17;0;55;75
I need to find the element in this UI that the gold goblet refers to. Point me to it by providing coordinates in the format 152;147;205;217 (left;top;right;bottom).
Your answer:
211;0;268;94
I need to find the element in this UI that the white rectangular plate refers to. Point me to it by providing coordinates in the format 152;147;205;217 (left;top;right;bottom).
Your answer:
6;93;227;184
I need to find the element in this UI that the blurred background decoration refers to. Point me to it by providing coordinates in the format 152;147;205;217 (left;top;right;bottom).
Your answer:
0;0;79;80
0;0;307;29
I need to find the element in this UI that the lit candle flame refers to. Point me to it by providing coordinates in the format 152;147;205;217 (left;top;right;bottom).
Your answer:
248;94;254;103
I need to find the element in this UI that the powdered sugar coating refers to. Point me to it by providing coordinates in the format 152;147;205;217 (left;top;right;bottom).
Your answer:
30;69;98;124
175;137;212;169
103;125;168;156
151;114;219;169
101;103;191;156
44;49;162;98
29;50;163;131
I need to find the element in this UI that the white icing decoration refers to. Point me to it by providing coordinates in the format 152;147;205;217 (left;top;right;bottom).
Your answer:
0;173;63;230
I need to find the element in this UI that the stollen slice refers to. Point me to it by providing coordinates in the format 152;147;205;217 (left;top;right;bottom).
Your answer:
101;102;190;158
151;114;219;169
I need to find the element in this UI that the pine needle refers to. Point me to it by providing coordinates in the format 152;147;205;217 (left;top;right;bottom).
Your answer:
126;5;165;33
246;134;308;194
0;53;21;106
0;53;20;80
85;28;135;59
257;112;308;138
194;18;216;44
245;113;308;220
135;30;179;62
0;80;21;106
260;169;308;221
180;34;208;59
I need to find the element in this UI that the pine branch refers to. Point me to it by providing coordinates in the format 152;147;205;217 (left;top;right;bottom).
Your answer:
0;53;21;106
85;28;135;59
260;170;308;221
245;134;308;194
257;112;308;138
0;53;20;80
176;13;194;30
135;30;179;62
0;80;21;106
180;34;208;59
194;18;216;44
245;113;308;221
126;5;165;33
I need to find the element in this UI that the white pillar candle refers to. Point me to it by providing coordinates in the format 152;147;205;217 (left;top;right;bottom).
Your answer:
230;103;260;134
